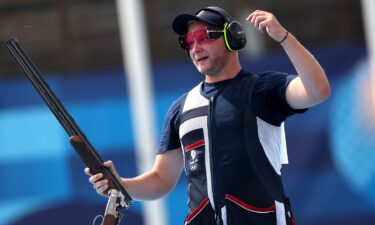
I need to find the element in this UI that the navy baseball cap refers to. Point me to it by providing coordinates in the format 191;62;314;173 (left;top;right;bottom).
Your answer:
172;7;227;35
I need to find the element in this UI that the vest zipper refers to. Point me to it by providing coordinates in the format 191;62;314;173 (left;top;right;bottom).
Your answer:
208;96;218;215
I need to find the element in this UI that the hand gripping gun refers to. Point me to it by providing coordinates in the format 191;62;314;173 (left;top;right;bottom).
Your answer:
4;38;133;225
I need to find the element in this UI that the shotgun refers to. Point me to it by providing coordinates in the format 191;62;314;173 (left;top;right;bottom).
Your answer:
4;37;132;225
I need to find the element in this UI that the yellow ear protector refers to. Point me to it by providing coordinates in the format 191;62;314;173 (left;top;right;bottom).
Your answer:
199;6;246;51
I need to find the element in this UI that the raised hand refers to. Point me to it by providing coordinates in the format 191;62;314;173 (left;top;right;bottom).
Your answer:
247;10;288;43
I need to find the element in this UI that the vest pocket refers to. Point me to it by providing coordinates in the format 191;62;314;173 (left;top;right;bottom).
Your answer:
184;198;215;225
225;194;276;225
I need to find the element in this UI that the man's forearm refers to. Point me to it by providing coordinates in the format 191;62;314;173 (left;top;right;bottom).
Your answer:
282;33;331;107
282;33;330;97
121;170;177;201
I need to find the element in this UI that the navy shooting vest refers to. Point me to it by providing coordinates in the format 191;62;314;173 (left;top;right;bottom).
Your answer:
178;74;296;225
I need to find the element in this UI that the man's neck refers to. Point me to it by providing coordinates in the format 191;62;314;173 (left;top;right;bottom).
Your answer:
205;61;242;83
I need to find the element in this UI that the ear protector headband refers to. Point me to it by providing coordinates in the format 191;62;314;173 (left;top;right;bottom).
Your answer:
198;6;246;51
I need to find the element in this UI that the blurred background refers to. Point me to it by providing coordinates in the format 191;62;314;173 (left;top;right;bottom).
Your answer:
0;0;374;225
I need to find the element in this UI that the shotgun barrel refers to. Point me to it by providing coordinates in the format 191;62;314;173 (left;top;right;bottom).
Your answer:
4;37;133;209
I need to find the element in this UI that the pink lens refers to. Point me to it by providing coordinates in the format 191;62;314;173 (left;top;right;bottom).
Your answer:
179;28;211;50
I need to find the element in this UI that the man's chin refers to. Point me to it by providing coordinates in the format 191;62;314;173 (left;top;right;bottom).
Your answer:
197;65;213;75
196;66;206;74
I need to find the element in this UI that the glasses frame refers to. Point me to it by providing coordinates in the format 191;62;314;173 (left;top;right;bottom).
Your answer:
178;27;224;50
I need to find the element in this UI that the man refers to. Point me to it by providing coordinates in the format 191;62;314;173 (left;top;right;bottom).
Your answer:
85;6;330;225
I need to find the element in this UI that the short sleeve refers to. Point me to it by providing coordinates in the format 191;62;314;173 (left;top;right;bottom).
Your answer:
157;94;186;154
251;71;307;126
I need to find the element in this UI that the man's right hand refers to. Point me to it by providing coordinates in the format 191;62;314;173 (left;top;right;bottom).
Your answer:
84;160;121;197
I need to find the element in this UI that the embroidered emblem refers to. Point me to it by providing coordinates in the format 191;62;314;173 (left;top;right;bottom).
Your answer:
189;149;199;171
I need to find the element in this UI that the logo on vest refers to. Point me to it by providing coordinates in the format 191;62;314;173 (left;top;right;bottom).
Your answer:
189;149;199;171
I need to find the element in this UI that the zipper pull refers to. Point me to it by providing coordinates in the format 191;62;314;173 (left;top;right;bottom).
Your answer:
215;213;222;225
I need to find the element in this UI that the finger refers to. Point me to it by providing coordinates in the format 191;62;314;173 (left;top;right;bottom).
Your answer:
101;160;123;186
248;10;266;23
97;184;109;196
258;21;270;33
246;12;255;21
84;167;92;176
250;10;266;17
253;15;268;30
103;160;113;168
104;161;121;180
89;173;103;184
246;14;251;21
93;179;108;190
247;11;258;23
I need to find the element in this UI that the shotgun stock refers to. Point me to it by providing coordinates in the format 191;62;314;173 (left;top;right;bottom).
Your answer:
4;37;133;211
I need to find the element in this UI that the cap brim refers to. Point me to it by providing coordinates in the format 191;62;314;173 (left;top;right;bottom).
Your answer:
172;14;200;35
172;12;223;35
